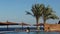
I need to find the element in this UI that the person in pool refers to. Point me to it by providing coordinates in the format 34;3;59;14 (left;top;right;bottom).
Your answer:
26;27;30;32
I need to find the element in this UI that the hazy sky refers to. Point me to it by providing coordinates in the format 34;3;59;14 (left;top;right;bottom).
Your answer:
0;0;60;24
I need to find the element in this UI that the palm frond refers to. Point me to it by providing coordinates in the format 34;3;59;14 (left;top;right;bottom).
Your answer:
25;11;32;15
47;14;59;20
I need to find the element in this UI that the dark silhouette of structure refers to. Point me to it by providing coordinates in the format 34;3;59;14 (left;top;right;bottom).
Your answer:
58;20;60;24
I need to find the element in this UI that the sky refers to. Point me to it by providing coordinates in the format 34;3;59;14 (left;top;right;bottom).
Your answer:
0;0;60;24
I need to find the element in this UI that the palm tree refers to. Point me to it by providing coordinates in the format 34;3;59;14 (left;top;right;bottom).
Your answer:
26;4;44;30
43;6;59;24
42;6;59;31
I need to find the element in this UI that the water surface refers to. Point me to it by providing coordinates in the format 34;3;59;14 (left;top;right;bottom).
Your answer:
4;31;60;34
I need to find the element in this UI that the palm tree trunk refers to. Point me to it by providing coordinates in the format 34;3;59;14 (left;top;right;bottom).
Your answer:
36;17;40;30
43;17;46;31
44;20;46;24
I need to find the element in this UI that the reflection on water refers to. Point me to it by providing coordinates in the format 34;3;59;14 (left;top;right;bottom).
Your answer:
33;31;40;34
27;32;30;34
30;31;60;34
4;31;60;34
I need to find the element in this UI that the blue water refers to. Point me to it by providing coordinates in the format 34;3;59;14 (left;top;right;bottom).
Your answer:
4;31;60;34
0;27;44;31
0;28;36;31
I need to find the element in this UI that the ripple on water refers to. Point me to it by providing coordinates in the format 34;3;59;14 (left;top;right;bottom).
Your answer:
5;31;60;34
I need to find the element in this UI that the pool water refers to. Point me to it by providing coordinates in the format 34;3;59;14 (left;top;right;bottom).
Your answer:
4;31;60;34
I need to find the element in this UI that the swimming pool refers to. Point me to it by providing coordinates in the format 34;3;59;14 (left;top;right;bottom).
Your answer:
1;31;60;34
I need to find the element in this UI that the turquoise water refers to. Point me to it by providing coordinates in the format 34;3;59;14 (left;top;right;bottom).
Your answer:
4;31;60;34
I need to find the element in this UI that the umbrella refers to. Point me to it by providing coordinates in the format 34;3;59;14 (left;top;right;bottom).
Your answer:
0;22;6;25
19;22;30;30
0;21;19;31
0;22;18;25
6;21;18;31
